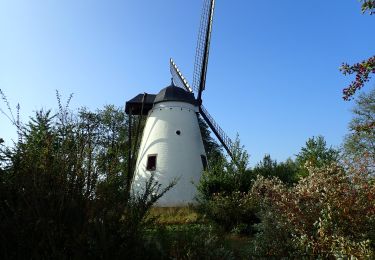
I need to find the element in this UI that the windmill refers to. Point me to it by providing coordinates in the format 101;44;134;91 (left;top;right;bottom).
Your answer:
125;0;234;206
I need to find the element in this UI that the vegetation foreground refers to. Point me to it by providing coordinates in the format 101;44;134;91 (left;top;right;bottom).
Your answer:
0;89;374;258
1;2;374;259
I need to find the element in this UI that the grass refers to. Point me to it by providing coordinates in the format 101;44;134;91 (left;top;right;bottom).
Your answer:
147;206;254;259
148;206;203;225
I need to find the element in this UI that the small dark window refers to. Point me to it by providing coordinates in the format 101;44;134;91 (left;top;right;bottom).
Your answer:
146;154;157;171
176;130;181;135
201;155;208;171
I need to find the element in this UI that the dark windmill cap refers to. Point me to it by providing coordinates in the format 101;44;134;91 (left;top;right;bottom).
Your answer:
154;84;196;105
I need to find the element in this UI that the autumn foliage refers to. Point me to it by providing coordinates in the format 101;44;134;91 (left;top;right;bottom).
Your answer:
251;162;375;257
341;55;375;100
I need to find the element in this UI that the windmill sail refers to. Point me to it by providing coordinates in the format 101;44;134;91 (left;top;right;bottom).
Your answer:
193;0;215;102
199;105;233;158
169;0;235;161
170;59;193;93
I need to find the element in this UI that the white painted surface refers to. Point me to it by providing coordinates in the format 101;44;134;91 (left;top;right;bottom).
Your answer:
133;101;206;206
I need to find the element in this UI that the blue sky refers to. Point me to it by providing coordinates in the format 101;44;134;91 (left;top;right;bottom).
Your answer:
0;0;374;166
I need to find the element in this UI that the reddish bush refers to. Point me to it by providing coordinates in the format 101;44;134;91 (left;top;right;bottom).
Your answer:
251;162;375;258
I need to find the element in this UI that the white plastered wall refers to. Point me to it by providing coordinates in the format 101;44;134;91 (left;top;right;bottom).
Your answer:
132;101;206;206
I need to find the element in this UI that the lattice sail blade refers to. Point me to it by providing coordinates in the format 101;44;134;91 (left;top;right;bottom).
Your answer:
170;58;193;93
193;0;215;101
199;104;233;159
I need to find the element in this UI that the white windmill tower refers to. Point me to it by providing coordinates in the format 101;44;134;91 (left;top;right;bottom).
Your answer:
125;0;234;206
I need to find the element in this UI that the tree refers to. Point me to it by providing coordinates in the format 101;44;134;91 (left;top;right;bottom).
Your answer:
360;0;375;14
0;103;173;258
341;56;375;100
296;136;339;178
340;1;374;100
198;116;223;164
252;154;298;185
343;89;375;168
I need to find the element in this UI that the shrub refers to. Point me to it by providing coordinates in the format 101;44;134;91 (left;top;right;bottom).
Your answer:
0;105;173;259
197;137;260;234
251;162;375;258
199;191;259;234
145;224;235;259
197;136;252;199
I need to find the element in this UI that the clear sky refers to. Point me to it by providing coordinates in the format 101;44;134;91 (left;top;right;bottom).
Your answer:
0;0;374;166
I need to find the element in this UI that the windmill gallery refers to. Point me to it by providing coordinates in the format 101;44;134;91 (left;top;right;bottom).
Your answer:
125;0;234;206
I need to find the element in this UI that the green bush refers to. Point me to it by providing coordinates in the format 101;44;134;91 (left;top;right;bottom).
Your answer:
145;224;234;259
199;191;259;234
197;136;252;199
197;138;260;234
197;140;299;235
0;105;173;259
